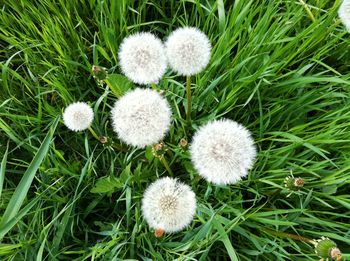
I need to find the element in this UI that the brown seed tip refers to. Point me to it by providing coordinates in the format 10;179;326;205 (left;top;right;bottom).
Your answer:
179;138;188;148
154;228;164;238
330;247;342;261
99;136;108;144
294;177;305;188
158;90;166;96
153;143;164;152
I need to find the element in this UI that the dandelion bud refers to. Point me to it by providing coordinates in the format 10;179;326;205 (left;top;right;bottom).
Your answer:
315;237;342;260
99;136;108;144
92;65;107;81
152;142;166;159
284;176;304;191
179;138;188;148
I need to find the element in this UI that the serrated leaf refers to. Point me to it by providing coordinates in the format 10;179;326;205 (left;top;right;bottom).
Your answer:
90;176;123;194
105;73;133;97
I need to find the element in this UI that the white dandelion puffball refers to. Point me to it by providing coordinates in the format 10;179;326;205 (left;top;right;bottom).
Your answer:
118;32;167;85
190;119;256;185
111;88;171;147
142;177;196;233
339;0;350;32
63;102;94;132
165;27;211;76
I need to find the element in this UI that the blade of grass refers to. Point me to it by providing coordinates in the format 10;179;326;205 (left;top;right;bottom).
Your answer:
0;143;8;199
0;117;59;230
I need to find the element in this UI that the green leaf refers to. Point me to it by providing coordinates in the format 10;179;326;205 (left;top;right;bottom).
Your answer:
0;144;8;199
212;217;238;261
90;176;123;194
105;73;133;97
0;117;59;231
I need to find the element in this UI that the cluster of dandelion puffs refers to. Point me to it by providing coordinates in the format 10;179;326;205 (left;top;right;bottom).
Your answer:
61;26;258;234
58;8;349;257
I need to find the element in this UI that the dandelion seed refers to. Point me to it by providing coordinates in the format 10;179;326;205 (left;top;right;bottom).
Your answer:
142;177;196;233
190;119;256;185
63;102;94;132
339;0;350;32
111;88;171;148
118;32;167;85
165;27;211;76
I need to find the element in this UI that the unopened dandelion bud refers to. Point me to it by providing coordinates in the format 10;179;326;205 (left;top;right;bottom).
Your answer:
92;65;107;81
99;136;108;144
152;142;166;159
315;237;342;260
284;176;304;191
179;138;188;148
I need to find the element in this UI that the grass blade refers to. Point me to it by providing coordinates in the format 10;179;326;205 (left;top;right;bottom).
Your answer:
0;117;59;230
0;143;8;199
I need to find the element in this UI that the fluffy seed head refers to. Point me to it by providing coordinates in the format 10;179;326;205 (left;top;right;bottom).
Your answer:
118;32;167;84
63;102;94;131
111;88;171;148
165;27;211;76
339;0;350;32
142;177;196;233
190;119;256;185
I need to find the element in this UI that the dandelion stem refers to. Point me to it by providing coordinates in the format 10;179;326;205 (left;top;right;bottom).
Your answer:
262;228;315;244
88;126;100;140
186;75;192;128
151;83;158;90
161;157;174;176
298;0;316;22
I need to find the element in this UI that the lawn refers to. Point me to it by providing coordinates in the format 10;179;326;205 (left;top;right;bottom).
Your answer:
0;0;350;260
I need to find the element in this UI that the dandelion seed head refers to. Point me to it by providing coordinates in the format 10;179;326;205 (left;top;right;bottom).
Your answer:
339;0;350;32
63;102;94;132
190;119;256;185
118;32;167;84
111;88;171;148
142;177;196;233
165;27;211;76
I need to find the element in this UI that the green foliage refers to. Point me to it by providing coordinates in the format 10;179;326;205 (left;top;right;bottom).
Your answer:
0;0;349;260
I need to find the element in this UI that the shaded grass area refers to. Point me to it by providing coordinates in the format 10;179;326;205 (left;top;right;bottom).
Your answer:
0;0;350;260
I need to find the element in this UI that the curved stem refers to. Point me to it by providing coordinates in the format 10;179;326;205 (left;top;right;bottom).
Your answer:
262;228;315;244
88;126;100;140
186;75;192;127
161;157;174;176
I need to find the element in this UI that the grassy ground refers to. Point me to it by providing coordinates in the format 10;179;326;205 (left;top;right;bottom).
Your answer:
1;0;350;260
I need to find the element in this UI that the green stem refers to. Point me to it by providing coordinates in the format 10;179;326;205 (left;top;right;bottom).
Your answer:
262;228;315;244
88;126;99;140
151;83;158;90
186;75;192;127
161;157;174;176
298;0;316;22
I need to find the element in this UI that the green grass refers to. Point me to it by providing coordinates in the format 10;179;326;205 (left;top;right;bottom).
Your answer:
1;0;350;260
